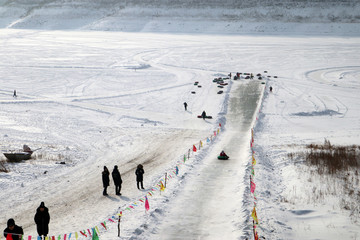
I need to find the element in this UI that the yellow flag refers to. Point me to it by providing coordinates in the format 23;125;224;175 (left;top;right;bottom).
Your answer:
251;206;258;224
252;155;256;165
160;181;165;191
75;232;78;240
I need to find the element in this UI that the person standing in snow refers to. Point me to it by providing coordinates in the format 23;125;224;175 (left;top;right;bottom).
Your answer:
112;165;122;195
13;90;17;97
3;218;23;240
102;166;110;196
201;110;206;120
183;102;188;111
135;164;145;189
34;202;50;239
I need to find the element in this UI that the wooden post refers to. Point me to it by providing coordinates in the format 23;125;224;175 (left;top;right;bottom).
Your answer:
165;173;167;188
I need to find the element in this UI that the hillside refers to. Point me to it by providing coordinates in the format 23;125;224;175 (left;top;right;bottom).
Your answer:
0;0;360;34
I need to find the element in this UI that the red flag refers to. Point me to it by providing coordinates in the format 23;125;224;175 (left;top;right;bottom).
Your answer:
251;181;256;193
219;123;222;127
6;234;13;240
193;145;197;152
145;196;150;211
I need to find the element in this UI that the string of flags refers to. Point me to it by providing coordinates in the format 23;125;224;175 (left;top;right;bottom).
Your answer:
2;124;224;240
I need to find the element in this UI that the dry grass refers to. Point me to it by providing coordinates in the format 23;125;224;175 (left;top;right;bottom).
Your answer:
305;139;359;174
287;139;360;222
0;160;9;173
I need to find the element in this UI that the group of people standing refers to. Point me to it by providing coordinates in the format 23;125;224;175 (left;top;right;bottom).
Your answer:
102;164;145;196
4;202;50;240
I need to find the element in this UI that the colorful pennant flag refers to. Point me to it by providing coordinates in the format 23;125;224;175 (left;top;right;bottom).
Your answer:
92;228;99;240
175;166;179;175
252;155;256;165
193;145;197;152
160;181;165;191
145;196;150;211
6;234;13;240
251;207;258;224
251;180;256;193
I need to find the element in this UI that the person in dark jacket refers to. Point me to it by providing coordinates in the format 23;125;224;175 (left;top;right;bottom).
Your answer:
3;218;23;240
183;102;188;111
135;164;145;189
201;110;206;120
102;166;110;196
112;165;122;195
34;202;50;239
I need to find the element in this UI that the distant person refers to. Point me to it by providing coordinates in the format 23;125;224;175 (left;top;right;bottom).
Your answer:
3;218;23;240
102;166;110;196
34;202;50;239
270;86;273;92
13;90;17;98
183;102;188;111
201;110;206;120
112;165;122;195
220;150;228;158
135;164;145;189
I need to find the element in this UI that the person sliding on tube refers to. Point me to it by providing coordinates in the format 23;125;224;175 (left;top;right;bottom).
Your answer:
220;150;228;158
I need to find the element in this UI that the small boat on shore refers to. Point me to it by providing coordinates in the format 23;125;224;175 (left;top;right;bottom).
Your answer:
3;152;32;161
3;145;35;162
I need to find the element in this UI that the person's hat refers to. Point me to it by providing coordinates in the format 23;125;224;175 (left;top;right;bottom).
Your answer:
7;218;15;227
40;202;45;208
114;165;118;169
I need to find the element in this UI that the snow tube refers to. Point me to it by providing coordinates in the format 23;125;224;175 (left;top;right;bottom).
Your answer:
197;115;213;119
217;156;229;160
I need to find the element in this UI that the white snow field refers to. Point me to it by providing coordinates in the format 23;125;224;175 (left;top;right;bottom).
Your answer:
1;1;360;240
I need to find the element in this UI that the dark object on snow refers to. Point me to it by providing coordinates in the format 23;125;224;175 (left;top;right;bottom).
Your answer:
183;102;187;111
197;115;212;119
274;76;278;78
218;86;224;88
3;152;31;161
198;85;202;88
102;166;110;195
218;150;229;160
270;86;273;92
194;81;199;85
112;165;122;195
13;90;17;97
201;111;207;120
34;202;50;238
135;164;145;189
3;145;33;162
4;218;23;240
217;90;224;94
191;91;196;94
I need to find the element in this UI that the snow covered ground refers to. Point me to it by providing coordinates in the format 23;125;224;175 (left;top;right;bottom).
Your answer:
1;2;360;239
1;29;359;240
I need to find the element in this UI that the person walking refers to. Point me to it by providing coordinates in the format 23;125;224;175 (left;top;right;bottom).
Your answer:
13;90;17;98
3;218;23;240
135;164;145;189
112;165;122;195
34;202;50;239
102;166;110;196
183;102;188;111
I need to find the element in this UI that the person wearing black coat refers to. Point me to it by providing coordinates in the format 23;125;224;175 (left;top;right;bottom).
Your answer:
3;218;23;240
135;164;145;189
112;165;122;195
34;202;50;239
102;166;110;196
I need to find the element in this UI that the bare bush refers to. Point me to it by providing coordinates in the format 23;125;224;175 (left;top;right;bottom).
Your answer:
0;160;9;173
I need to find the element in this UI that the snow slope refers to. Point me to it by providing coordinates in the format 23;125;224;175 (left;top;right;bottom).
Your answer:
1;1;360;240
1;30;359;240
